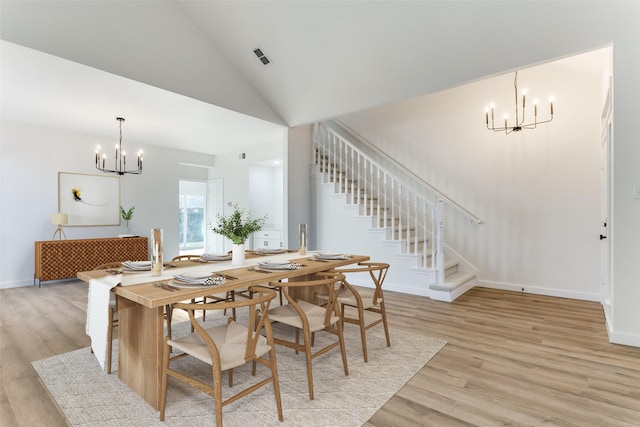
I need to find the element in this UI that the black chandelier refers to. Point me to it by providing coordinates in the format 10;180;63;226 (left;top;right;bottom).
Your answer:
485;71;554;135
95;117;143;175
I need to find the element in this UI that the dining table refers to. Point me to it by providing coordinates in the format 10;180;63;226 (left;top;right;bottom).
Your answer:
77;250;369;410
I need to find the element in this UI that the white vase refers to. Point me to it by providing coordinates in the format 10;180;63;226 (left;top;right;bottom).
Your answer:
231;243;245;266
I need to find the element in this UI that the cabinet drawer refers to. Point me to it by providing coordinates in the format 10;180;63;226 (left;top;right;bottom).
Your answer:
253;230;282;239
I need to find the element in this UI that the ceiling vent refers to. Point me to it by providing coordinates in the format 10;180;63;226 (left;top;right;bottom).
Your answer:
253;47;271;65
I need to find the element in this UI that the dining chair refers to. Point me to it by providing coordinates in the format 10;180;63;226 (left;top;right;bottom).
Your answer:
169;255;234;324
321;262;391;363
159;286;283;425
170;254;201;261
267;271;348;400
93;262;125;374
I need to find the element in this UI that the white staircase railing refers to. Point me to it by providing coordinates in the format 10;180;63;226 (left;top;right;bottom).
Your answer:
313;122;444;273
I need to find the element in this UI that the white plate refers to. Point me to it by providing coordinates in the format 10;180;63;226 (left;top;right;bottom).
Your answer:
170;277;225;288
257;262;301;270
121;261;152;271
312;253;350;260
256;248;286;254
200;253;232;261
123;261;151;267
174;271;213;282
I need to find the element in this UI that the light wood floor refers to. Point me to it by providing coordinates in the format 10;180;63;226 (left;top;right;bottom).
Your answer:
1;281;639;426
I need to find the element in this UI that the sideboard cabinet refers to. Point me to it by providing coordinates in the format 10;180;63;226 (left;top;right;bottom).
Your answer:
34;237;148;285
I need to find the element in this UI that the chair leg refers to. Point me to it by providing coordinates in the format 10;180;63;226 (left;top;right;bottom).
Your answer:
268;347;284;421
356;305;369;363
159;340;171;421
165;304;173;340
213;364;224;426
302;329;315;400
380;301;391;347
106;307;114;374
337;320;349;377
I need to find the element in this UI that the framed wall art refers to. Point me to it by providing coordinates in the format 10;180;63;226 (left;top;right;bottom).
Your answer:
58;172;120;226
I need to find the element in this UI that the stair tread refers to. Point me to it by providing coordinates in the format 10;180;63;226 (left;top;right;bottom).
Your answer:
430;271;475;291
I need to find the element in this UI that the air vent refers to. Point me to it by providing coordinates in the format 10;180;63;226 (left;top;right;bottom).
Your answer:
253;47;271;65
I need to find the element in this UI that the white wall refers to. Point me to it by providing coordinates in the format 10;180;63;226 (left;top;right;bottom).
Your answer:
610;34;640;346
286;125;313;250
249;164;284;229
0;120;215;288
339;59;603;300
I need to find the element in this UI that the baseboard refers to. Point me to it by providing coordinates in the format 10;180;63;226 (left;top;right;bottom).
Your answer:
604;306;640;347
1;279;35;289
476;280;600;302
1;278;77;289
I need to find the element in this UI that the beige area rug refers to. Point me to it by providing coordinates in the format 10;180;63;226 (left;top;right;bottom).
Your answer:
33;313;446;427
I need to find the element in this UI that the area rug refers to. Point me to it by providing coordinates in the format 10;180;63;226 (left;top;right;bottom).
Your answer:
33;314;446;427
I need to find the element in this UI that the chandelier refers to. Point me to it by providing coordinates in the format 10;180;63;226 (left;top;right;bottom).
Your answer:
485;71;554;134
95;117;143;175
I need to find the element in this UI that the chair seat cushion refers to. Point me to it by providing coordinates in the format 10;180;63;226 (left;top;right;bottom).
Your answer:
168;321;270;371
269;300;339;332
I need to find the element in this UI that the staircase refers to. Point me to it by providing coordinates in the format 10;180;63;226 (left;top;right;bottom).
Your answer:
312;121;478;302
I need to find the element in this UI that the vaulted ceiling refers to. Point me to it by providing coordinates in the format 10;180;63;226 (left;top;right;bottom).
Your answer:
0;1;614;155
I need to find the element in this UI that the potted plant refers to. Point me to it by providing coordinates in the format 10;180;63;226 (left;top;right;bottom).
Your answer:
210;204;266;265
120;206;135;233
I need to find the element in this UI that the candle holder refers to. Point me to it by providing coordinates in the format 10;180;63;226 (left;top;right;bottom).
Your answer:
151;228;163;276
298;224;307;255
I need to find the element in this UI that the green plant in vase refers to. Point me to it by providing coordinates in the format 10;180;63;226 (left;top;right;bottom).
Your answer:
120;206;135;233
210;204;266;265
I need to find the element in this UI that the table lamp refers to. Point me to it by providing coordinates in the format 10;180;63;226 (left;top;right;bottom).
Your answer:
51;212;68;240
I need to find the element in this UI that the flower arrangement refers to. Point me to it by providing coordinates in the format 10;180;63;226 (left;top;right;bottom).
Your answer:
210;204;266;245
120;206;135;230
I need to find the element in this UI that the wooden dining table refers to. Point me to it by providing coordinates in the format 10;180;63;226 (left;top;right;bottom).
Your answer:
77;251;369;410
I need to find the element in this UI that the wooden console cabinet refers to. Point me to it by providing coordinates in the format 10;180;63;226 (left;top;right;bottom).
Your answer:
34;237;148;285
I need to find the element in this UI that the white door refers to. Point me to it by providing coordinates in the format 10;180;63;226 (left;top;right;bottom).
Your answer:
600;81;612;316
206;179;225;253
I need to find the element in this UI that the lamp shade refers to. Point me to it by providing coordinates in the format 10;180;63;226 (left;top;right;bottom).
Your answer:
51;213;68;225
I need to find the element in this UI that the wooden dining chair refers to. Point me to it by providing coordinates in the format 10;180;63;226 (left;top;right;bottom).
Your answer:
321;262;391;363
169;255;234;324
93;262;125;374
159;286;283;425
170;254;201;261
267;271;348;400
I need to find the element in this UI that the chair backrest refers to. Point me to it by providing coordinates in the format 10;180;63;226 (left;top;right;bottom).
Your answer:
172;286;277;363
331;262;389;304
171;254;200;261
94;261;124;270
273;271;346;327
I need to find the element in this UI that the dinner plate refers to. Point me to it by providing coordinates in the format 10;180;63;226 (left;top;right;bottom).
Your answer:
170;277;226;288
174;271;214;283
256;248;286;254
121;261;152;270
200;253;232;261
257;262;301;270
312;253;351;260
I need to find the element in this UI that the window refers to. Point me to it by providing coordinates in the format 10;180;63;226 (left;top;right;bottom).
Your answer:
179;181;206;253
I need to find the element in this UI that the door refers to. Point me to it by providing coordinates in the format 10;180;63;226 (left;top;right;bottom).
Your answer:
600;80;612;315
207;179;224;253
